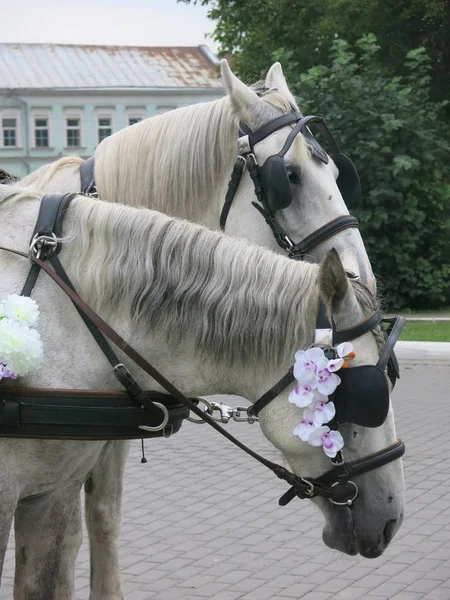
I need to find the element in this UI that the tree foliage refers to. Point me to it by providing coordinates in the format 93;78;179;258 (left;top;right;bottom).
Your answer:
181;0;450;105
292;37;450;309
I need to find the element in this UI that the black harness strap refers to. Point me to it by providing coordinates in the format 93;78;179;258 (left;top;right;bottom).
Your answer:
80;156;97;196
287;216;360;259
21;192;77;296
219;156;246;231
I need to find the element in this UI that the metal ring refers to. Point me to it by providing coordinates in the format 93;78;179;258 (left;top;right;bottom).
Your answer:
139;402;169;433
186;397;213;424
329;480;359;506
300;478;315;498
29;233;58;259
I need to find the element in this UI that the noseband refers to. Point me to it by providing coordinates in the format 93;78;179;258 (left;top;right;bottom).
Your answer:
220;108;361;260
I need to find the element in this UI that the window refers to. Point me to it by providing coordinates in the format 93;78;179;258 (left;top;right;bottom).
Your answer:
34;117;49;148
66;117;81;147
156;106;176;115
126;109;146;127
2;117;18;147
98;117;112;143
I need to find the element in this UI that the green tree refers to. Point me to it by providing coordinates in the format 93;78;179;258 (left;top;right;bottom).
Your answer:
293;37;450;309
181;0;449;106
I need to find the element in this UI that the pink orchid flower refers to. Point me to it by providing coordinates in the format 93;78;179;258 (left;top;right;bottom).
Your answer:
293;409;316;441
308;426;344;458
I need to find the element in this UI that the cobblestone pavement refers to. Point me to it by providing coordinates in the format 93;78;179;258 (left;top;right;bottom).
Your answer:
2;357;450;599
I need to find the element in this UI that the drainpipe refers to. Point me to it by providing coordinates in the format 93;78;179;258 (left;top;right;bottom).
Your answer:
8;89;31;175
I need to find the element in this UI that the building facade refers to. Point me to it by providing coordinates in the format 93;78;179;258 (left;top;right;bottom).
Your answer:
0;43;224;178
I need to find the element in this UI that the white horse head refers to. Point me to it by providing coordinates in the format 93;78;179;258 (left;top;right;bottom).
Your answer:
18;61;375;292
0;187;403;566
257;248;404;557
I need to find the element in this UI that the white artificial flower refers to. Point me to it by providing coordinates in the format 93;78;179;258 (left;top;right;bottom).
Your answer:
1;295;40;327
0;318;43;377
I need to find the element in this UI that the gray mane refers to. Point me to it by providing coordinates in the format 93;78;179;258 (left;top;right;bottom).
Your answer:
61;195;319;370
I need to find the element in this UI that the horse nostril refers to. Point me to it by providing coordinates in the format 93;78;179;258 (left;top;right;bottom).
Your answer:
383;519;397;545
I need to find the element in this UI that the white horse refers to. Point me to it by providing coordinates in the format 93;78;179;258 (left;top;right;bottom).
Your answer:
0;186;403;598
18;60;375;290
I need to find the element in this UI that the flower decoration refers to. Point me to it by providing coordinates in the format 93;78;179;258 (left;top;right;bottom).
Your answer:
291;342;355;458
0;295;43;380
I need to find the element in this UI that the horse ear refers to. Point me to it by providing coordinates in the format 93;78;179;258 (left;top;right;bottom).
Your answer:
339;247;360;279
220;59;271;125
264;63;297;107
318;248;353;313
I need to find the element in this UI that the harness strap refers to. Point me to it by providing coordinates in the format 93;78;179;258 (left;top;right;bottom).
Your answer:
80;156;97;195
287;215;360;259
219;156;246;231
279;439;405;505
247;112;302;146
21;192;77;296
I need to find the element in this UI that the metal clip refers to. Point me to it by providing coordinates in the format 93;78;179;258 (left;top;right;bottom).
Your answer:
232;406;258;423
210;402;233;423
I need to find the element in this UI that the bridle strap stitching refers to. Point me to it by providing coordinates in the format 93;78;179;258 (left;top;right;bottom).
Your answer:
288;215;359;257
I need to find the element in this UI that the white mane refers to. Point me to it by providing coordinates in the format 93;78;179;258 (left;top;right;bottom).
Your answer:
0;185;318;370
93;89;309;222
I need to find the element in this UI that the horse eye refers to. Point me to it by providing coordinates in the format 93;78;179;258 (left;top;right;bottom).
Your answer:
286;166;301;186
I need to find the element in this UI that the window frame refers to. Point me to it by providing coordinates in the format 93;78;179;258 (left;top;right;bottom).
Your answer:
31;111;52;149
96;111;115;145
0;110;21;149
64;110;84;149
126;109;146;127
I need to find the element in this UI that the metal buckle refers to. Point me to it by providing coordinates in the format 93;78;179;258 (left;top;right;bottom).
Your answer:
139;402;169;433
300;478;315;498
329;480;359;506
29;233;58;260
330;450;345;467
238;136;251;155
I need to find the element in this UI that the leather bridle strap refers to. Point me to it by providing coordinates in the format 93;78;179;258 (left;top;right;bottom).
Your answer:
286;215;359;259
219;156;246;231
279;439;405;505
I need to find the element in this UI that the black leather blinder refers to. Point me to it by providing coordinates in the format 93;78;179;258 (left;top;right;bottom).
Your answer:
333;365;390;427
331;153;361;207
255;117;361;216
258;154;293;214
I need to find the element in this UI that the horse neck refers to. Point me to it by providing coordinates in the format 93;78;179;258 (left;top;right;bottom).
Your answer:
95;97;239;228
58;198;319;399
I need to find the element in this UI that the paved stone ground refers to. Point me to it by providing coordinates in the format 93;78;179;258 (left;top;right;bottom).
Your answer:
2;354;450;599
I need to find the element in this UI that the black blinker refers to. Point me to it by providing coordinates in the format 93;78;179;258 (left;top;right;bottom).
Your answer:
334;365;390;427
259;154;293;213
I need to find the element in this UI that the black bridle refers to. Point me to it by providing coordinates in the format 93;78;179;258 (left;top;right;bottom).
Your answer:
1;193;405;507
220;110;361;260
